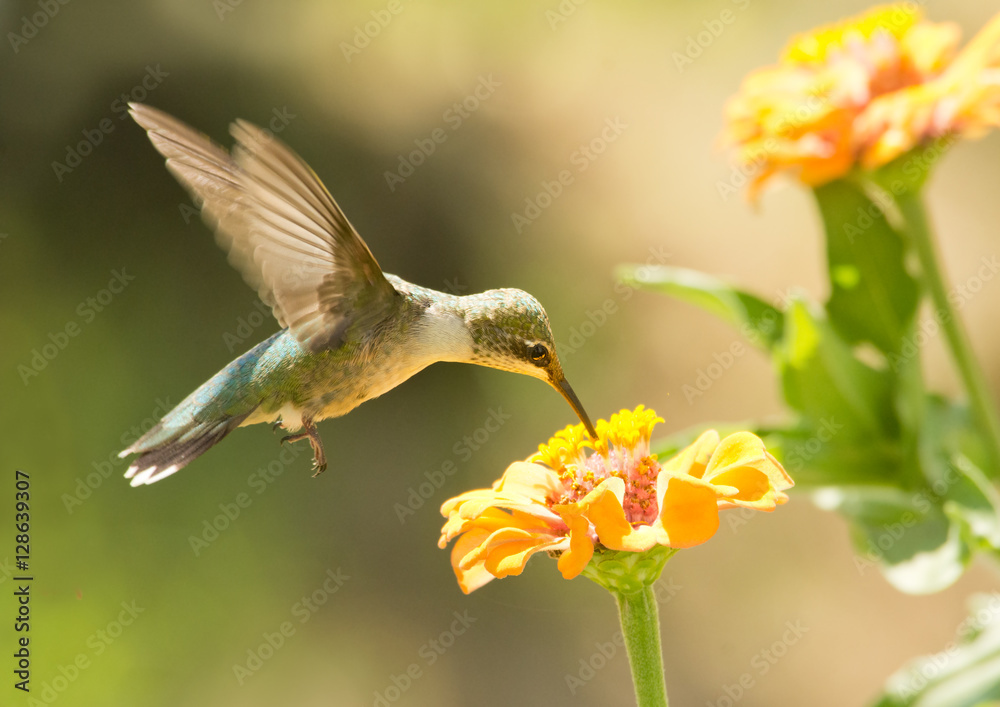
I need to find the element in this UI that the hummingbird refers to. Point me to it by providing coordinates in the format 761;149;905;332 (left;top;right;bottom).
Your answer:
120;103;596;486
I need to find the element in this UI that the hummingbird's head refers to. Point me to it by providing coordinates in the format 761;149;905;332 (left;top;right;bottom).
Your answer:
463;288;597;438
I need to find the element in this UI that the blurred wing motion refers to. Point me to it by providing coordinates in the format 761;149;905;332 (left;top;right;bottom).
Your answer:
128;102;398;351
122;104;402;486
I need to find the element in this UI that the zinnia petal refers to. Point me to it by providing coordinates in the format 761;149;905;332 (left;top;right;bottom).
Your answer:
700;432;794;509
470;527;565;579
660;429;720;479
449;528;497;594
495;461;565;501
556;513;595;579
656;473;723;548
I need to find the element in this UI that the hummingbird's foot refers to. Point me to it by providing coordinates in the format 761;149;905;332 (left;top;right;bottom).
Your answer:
280;418;327;476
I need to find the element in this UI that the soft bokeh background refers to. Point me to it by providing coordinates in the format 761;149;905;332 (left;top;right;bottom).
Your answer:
3;1;1000;705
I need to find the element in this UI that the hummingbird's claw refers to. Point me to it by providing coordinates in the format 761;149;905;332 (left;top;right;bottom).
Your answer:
311;459;328;477
278;418;327;476
272;421;284;433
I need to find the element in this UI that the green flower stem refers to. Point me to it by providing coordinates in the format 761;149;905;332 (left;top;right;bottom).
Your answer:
898;191;1000;475
615;586;668;707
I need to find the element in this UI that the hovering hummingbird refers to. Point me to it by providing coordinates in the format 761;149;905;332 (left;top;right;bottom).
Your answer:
120;103;596;486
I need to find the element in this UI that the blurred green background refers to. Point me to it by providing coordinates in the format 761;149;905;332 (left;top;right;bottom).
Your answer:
3;1;1000;705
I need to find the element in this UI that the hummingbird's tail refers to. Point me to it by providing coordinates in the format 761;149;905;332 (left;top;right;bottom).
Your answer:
119;395;252;487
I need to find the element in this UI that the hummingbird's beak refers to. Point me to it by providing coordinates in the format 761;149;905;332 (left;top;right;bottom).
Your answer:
552;375;598;440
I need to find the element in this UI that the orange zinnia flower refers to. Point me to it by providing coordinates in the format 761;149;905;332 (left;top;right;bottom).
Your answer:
439;406;793;593
721;4;1000;199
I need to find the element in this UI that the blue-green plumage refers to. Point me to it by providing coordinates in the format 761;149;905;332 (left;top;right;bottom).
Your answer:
121;104;596;486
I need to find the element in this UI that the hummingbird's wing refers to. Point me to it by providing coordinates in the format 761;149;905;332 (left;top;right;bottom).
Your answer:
129;103;398;352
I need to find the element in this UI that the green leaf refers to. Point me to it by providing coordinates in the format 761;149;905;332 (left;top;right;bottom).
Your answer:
875;518;968;595
919;397;1000;550
812;485;925;524
943;456;1000;551
867;138;956;198
776;296;898;440
871;593;1000;707
617;264;783;350
891;318;926;450
767;426;901;487
813;179;920;355
806;393;1000;595
815;485;967;594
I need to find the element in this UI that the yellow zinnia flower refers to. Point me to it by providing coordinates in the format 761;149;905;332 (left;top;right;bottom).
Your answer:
721;4;1000;199
438;406;793;593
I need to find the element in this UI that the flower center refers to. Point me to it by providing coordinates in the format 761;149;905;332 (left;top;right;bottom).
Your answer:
557;449;662;526
783;6;940;102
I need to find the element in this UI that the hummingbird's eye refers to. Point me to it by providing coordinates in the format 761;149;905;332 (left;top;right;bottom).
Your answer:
528;343;550;366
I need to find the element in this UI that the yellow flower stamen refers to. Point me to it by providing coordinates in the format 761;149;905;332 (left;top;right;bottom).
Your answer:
530;423;592;472
783;5;919;65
